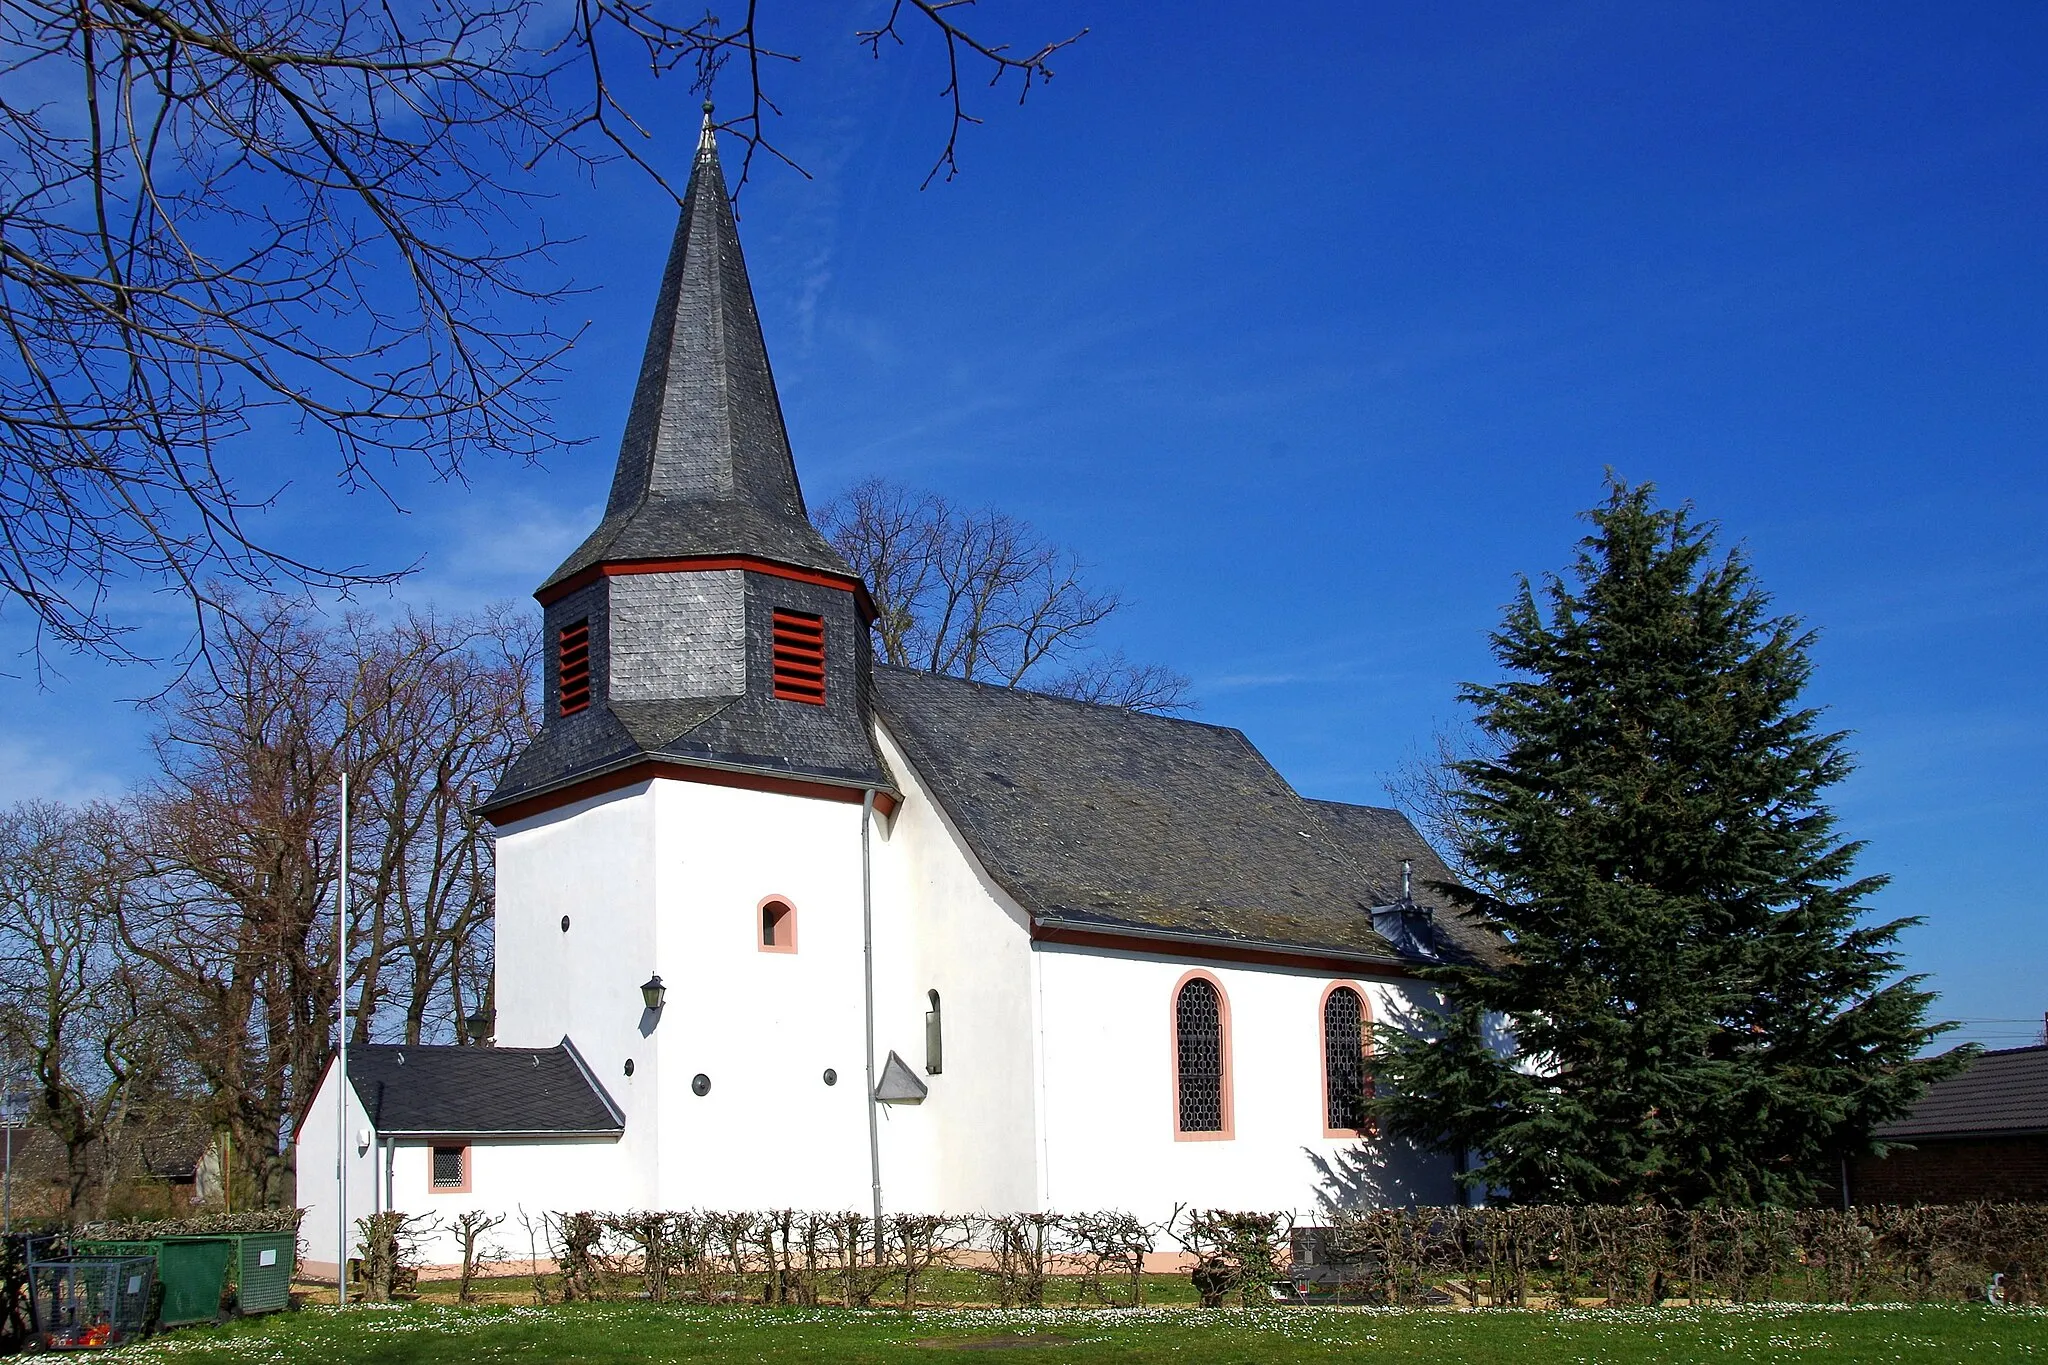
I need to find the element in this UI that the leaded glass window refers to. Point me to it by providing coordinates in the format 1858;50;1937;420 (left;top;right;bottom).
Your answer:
1324;986;1370;1133
1175;977;1225;1133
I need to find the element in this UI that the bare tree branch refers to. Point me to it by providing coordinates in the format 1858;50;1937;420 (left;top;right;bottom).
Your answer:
819;476;1191;714
117;594;535;1204
859;1;1088;188
0;2;1087;667
1382;722;1508;898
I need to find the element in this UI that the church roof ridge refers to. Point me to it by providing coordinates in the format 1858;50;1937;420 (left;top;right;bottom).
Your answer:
539;118;850;594
869;660;1242;738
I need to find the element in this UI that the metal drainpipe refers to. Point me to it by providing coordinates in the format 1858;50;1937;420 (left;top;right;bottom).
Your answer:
861;789;883;1258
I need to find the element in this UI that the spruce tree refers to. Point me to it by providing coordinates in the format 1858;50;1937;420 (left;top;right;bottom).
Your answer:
1372;478;1963;1206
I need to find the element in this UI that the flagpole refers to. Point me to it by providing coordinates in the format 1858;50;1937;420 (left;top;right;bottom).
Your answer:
336;771;350;1307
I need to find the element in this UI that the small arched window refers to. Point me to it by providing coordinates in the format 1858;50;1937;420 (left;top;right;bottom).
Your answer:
1173;974;1231;1138
759;898;796;953
1322;984;1372;1136
925;990;943;1075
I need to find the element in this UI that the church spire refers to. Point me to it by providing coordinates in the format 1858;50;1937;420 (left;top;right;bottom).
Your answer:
540;108;849;592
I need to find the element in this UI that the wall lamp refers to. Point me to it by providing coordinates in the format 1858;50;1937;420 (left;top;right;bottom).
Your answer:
641;974;667;1012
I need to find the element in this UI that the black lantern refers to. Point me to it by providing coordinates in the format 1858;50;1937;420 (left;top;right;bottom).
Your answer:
464;1008;494;1043
641;974;667;1011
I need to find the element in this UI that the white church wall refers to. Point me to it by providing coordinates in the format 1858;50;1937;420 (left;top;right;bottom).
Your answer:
644;777;876;1210
293;1060;381;1281
377;1139;630;1267
1034;945;1457;1228
492;786;659;1207
865;723;1041;1215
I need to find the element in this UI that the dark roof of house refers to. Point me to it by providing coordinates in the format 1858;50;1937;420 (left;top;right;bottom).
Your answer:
133;1124;211;1181
872;666;1500;967
1875;1045;2048;1141
540;115;848;594
345;1041;625;1137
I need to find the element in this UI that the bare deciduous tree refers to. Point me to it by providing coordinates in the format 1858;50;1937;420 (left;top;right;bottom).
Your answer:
1381;723;1507;897
818;477;1192;713
0;801;169;1219
344;607;538;1047
123;599;350;1206
120;596;535;1204
0;0;1084;663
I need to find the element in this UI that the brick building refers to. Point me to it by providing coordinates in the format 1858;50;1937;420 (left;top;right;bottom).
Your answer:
1849;1043;2048;1204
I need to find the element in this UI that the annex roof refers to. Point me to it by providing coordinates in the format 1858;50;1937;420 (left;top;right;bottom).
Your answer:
345;1040;625;1138
540;112;849;594
1874;1044;2048;1142
871;665;1500;967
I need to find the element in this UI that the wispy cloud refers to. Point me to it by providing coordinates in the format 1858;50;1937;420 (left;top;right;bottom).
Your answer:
0;735;128;806
400;488;600;614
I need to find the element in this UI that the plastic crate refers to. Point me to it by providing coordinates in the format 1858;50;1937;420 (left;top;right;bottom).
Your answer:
27;1254;156;1350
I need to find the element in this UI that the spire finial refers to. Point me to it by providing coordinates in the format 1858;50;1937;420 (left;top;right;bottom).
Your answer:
697;102;716;156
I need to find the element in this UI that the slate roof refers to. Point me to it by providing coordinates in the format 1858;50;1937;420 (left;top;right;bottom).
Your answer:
1874;1045;2048;1141
540;114;849;593
345;1041;625;1137
872;665;1499;967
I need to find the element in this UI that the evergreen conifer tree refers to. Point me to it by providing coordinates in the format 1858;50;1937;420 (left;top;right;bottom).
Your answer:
1371;479;1964;1206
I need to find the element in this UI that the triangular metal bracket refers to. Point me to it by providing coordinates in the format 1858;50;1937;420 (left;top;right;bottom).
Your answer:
874;1050;929;1104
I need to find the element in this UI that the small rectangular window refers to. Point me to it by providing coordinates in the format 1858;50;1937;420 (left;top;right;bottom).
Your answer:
558;620;591;716
771;609;826;704
430;1145;467;1190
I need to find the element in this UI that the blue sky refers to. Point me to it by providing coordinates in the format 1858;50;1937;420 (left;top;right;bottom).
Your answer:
4;3;2043;1048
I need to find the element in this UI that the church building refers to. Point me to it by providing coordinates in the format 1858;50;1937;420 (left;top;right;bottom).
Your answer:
298;118;1496;1274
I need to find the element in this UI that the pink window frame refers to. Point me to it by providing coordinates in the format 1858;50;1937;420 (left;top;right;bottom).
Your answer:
1319;980;1376;1139
1169;968;1235;1141
427;1142;471;1194
758;895;798;954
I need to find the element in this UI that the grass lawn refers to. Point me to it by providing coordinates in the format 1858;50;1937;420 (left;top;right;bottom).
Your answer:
121;1301;2046;1363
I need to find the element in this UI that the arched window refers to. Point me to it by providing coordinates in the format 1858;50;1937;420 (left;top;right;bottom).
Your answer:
759;898;796;953
925;990;943;1075
1173;973;1231;1138
1322;984;1372;1136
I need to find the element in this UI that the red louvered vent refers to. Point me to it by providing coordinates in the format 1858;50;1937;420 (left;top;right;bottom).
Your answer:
558;620;591;716
771;609;826;704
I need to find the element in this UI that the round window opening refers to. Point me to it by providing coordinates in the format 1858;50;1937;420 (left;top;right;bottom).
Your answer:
822;1068;838;1086
691;1073;711;1097
623;1058;635;1077
559;915;570;932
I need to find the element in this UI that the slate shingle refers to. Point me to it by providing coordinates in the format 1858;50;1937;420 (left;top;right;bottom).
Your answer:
538;116;847;593
345;1042;624;1136
872;666;1498;966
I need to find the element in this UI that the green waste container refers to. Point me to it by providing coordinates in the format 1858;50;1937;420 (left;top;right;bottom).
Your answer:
73;1238;232;1328
220;1232;295;1315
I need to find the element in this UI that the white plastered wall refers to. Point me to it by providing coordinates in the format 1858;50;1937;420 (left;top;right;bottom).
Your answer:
378;1139;630;1267
643;777;875;1209
492;785;659;1206
865;721;1041;1215
1034;947;1456;1227
292;1059;381;1280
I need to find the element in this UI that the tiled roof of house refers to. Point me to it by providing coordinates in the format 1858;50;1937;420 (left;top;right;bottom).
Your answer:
872;665;1500;967
1875;1044;2048;1141
345;1041;624;1137
539;113;848;593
